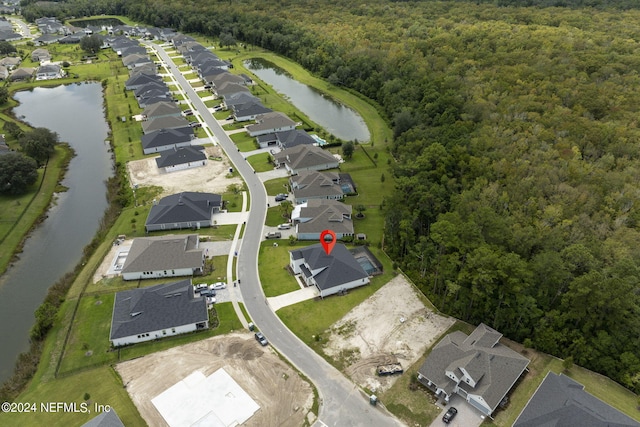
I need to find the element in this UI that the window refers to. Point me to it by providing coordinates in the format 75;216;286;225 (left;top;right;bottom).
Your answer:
171;328;176;333
162;330;166;335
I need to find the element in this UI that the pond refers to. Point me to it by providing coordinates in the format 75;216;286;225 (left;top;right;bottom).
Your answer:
0;83;113;383
244;58;370;142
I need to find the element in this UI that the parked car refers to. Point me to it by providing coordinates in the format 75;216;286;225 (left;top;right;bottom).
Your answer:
195;283;208;291
275;194;288;202
210;282;227;290
189;122;202;128
206;296;216;304
277;223;291;230
200;289;216;297
442;407;457;424
255;332;268;346
182;109;193;116
265;231;282;239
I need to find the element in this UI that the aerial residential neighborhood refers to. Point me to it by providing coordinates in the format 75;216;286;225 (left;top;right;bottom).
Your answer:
0;7;638;427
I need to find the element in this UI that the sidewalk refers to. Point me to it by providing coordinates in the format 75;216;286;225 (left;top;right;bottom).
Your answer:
267;287;318;312
226;191;249;328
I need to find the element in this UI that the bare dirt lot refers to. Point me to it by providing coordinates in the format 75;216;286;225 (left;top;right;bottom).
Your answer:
127;145;243;198
323;275;455;393
116;333;314;427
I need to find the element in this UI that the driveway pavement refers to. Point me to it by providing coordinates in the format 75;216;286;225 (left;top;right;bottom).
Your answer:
257;168;288;182
212;211;248;225
268;286;318;311
429;394;486;427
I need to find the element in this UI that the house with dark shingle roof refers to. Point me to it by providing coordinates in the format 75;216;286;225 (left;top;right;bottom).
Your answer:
142;116;191;135
141;126;194;154
109;279;209;347
120;234;204;280
292;199;354;241
155;145;207;172
35;63;63;80
513;372;640;427
289;243;369;297
417;323;530;417
142;101;182;121
273;144;340;175
125;73;161;90
145;192;222;232
290;171;346;204
247;112;297;138
232;102;272;122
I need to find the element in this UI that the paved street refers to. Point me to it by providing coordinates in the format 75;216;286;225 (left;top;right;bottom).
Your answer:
147;42;404;427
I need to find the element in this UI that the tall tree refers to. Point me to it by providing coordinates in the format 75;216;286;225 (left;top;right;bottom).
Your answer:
0;152;39;195
19;127;59;165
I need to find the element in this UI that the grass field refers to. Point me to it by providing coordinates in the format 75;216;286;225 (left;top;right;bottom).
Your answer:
246;152;274;172
230;131;258;152
258;240;304;297
263;177;290;196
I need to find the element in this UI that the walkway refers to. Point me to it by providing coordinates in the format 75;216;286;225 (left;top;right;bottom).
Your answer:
267;287;318;312
226;191;249;328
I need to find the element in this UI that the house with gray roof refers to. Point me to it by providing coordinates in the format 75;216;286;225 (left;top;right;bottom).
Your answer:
142;101;182;121
122;53;152;69
109;279;209;347
120;234;204;280
31;48;51;62
273;144;340;175
35;63;63;80
155;145;207;173
247;112;297;138
223;91;259;109
289;243;369;297
232;102;272;122
0;56;21;70
126;73;162;90
513;372;640;427
257;129;317;150
81;408;126;427
417;323;530;417
9;67;34;81
214;82;249;98
211;72;246;87
145;192;222;232
142;116;191;135
290;171;346;204
141;126;194;154
0;30;21;42
292;199;354;241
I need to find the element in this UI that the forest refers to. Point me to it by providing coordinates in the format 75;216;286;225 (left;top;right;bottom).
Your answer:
21;0;640;392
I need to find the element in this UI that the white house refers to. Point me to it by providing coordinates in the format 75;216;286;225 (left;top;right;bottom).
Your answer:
109;279;209;347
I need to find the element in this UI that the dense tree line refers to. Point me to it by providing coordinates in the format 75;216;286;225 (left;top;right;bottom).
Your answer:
29;0;640;392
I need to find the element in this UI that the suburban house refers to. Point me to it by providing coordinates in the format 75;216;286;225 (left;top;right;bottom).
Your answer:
214;82;249;98
109;279;209;347
134;81;170;98
273;144;340;175
35;63;63;80
211;72;246;88
292;199;354;240
513;372;640;427
247;112;297;138
289;243;370;297
9;67;35;81
122;53;152;69
417;323;530;417
142;101;182;121
125;73;162;90
290;171;353;204
0;65;7;80
142;116;191;134
258;129;317;150
120;234;204;280
145;192;222;232
0;30;20;42
0;56;21;70
141;126;194;154
31;48;51;63
155;145;207;173
232;102;272;122
223;91;259;109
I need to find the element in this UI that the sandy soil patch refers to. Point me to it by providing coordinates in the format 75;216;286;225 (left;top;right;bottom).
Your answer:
127;145;242;198
116;333;313;427
323;275;455;393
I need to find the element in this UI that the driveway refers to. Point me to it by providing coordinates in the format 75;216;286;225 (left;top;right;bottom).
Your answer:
429;394;486;427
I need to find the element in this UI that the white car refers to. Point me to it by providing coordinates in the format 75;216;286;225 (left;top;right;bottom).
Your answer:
206;296;216;304
277;223;291;230
210;282;227;290
195;283;208;291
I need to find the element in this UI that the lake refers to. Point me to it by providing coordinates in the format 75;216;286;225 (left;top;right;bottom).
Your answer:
244;58;370;142
0;83;113;383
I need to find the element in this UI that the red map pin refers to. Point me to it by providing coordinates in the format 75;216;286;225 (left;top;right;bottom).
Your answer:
320;230;337;256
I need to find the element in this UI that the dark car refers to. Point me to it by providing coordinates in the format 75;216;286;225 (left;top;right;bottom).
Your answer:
442;407;457;424
275;193;288;202
255;332;268;346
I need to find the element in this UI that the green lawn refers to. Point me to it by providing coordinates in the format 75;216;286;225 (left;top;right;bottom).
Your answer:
246;152;274;172
265;206;289;227
230;131;259;152
263;177;290;196
0;366;145;427
258;240;305;297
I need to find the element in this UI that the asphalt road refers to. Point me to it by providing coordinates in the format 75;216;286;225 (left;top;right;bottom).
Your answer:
147;42;404;427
